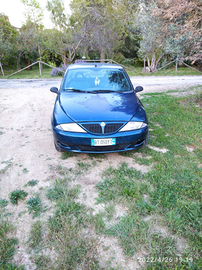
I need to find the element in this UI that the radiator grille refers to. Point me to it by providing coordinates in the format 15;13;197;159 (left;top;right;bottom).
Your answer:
82;124;102;134
81;123;124;134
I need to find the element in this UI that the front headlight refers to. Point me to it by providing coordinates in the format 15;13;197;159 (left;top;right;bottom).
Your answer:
56;123;86;133
119;122;147;132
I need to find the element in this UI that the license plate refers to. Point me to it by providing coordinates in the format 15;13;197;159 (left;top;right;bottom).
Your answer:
91;138;116;146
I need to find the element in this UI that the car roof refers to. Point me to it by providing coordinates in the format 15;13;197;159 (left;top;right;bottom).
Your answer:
68;62;123;70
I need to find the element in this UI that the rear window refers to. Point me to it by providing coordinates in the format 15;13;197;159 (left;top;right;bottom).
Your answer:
63;68;131;92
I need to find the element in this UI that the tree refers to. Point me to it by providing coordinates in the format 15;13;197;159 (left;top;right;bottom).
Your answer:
133;0;192;72
69;0;122;61
0;14;18;72
46;0;81;64
21;0;44;68
16;19;39;69
155;0;202;64
135;2;168;72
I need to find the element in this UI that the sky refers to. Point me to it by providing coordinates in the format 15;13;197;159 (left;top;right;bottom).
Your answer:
1;0;71;29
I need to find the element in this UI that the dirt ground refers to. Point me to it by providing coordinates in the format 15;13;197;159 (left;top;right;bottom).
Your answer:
0;78;201;269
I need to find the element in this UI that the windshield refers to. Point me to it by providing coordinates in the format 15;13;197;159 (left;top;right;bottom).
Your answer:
63;68;131;92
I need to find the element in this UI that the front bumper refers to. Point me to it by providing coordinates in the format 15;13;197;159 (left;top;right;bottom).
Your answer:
52;126;149;153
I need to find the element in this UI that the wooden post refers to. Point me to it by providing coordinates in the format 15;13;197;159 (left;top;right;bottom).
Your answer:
0;62;5;77
39;61;42;77
176;58;178;72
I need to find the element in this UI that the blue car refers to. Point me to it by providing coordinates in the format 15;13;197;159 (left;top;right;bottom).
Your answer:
50;63;149;153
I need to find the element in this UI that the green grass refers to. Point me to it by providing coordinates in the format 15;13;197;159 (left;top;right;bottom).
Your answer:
105;214;149;257
126;65;202;77
33;254;53;270
96;162;145;203
0;64;201;79
27;220;42;249
46;177;100;269
95;89;202;268
0;65;59;79
2;88;202;269
60;151;76;159
0;213;20;269
45;89;201;268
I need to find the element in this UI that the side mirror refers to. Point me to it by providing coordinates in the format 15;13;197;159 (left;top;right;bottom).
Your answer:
50;87;59;94
135;86;143;93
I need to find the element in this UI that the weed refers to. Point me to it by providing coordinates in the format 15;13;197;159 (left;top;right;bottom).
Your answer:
26;196;42;218
0;162;12;174
96;163;143;203
46;178;80;202
195;90;202;102
60;151;75;159
56;165;69;175
23;168;29;174
88;153;106;159
0;263;24;269
27;220;42;249
25;180;39;187
104;204;116;221
77;161;91;171
9;190;28;205
0;199;8;208
145;234;193;269
48;216;99;269
105;214;149;257
132;198;156;215
46;178;100;269
33;254;53;269
0;215;19;267
91;212;106;233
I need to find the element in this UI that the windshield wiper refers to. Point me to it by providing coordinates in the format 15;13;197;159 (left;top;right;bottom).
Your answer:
64;89;122;94
64;88;91;93
90;90;119;93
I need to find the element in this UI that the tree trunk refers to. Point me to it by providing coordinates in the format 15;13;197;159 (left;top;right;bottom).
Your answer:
150;50;157;72
147;50;164;73
17;52;23;70
38;45;43;70
0;62;4;77
63;52;68;65
100;47;105;62
147;57;151;71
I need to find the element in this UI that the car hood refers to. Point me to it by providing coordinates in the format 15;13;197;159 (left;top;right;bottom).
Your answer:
59;91;138;122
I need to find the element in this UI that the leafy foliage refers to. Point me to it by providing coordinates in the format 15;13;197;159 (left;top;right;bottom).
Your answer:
0;199;8;208
26;196;42;218
50;64;68;76
9;190;28;205
155;0;202;63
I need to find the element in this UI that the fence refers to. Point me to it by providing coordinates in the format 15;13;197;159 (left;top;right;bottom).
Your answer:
0;58;202;78
4;60;65;78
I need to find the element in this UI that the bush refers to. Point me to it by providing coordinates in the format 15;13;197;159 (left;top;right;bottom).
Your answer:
51;64;68;76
